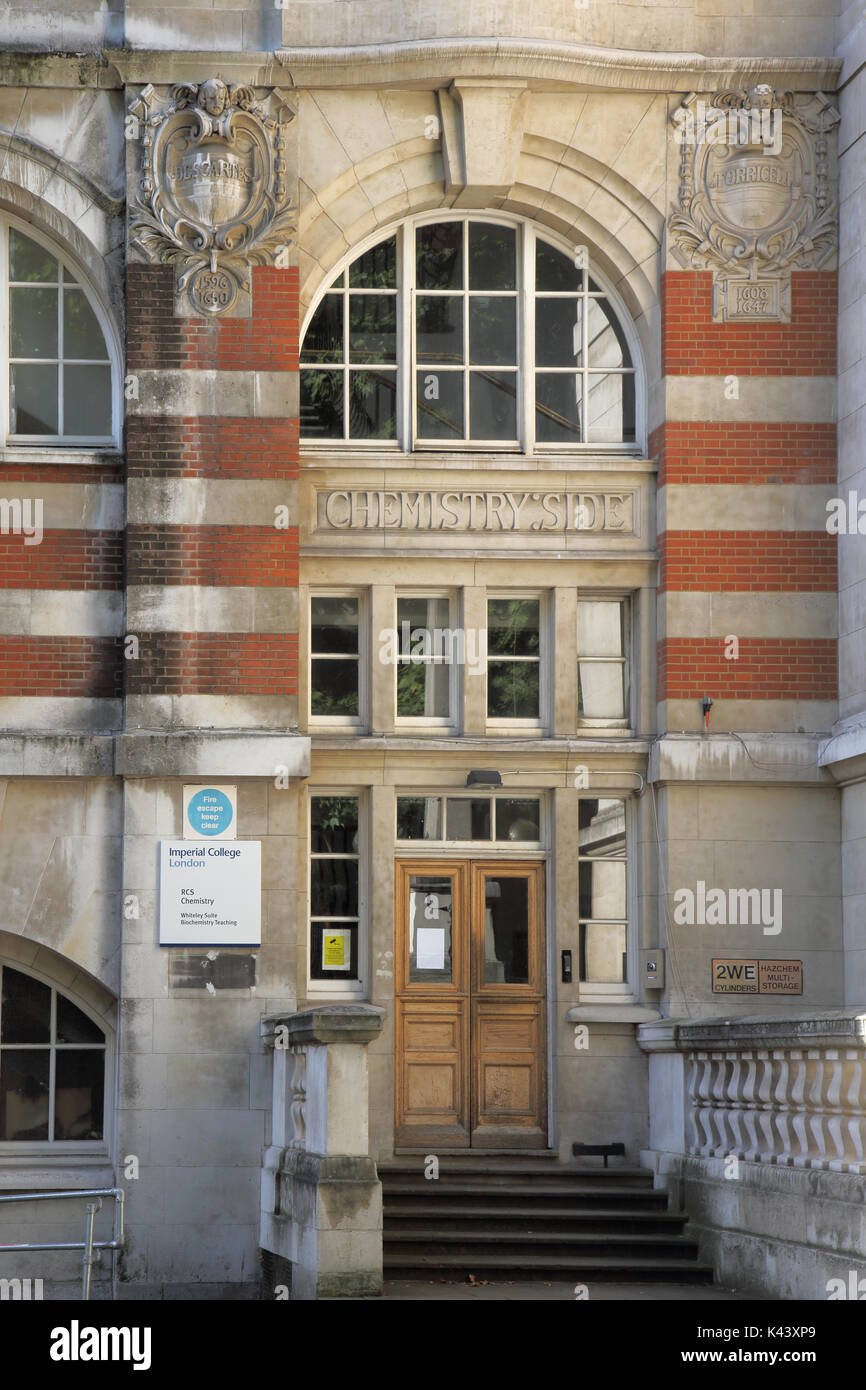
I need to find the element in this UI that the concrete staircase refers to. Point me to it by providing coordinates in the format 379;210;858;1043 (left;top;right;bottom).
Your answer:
380;1157;713;1284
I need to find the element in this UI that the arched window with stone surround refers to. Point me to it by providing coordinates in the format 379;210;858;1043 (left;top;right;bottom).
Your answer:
1;217;118;445
0;962;110;1148
300;214;641;452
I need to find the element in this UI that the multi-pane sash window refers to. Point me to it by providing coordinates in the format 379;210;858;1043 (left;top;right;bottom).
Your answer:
487;597;542;722
310;595;362;722
577;798;628;989
6;225;114;442
415;222;518;442
300;237;398;440
395;595;453;723
578;599;628;721
397;794;542;844
309;796;360;982
300;217;638;450
0;965;107;1143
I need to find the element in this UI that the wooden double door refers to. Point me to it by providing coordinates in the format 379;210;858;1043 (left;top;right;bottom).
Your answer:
395;859;547;1149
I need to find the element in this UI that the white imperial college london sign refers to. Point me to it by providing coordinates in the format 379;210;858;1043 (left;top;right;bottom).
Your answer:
159;841;261;946
316;488;636;534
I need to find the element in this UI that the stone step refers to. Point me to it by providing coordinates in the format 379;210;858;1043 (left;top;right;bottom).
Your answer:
383;1252;715;1282
384;1204;687;1233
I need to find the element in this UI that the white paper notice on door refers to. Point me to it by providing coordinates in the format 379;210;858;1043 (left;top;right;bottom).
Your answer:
415;926;446;970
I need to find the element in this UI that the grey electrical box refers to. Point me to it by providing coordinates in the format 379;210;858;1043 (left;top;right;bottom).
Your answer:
642;949;665;990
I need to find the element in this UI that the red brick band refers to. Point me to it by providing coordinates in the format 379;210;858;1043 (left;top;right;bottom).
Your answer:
0;637;123;696
126;416;298;480
658;637;837;701
0;532;123;589
124;633;299;696
659;531;836;593
650;423;836;486
127;525;299;586
662;270;837;376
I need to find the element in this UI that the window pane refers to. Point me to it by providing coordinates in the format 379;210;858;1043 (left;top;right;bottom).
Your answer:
397;796;443;840
587;297;631;368
397;659;450;717
536;298;581;367
301;295;343;364
484;876;529;983
535;372;582;443
310;796;358;853
469;298;516;366
54;1050;104;1140
578;601;623;657
311;596;359;653
495;798;541;842
397;596;450;642
349;295;396;363
9;229;58;283
416;223;462;290
488;661;540;718
310;922;357;979
536;239;583;292
578;798;627;857
10;364;58;434
310;659;359;716
587;371;635;443
348;236;396;289
408;876;453;984
1;968;51;1043
0;1049;49;1140
348;370;396;439
311;857;359;918
487;599;540;656
579;858;627;918
57;996;104;1045
579;662;625;719
63;288;107;359
580;921;627;984
300;369;343;437
10;286;58;357
64;365;111;436
416;370;463;439
416;295;463;364
470;371;517;440
468;223;516;291
446;798;491;840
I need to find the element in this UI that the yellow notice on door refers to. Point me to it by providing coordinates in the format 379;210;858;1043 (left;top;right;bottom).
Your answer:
323;932;347;969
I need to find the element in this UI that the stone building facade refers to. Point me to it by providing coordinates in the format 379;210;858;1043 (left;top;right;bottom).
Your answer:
0;0;863;1300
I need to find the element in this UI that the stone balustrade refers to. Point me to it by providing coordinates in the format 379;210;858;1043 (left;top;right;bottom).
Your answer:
639;1011;866;1174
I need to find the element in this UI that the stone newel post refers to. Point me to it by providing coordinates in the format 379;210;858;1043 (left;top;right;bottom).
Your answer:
260;1004;385;1300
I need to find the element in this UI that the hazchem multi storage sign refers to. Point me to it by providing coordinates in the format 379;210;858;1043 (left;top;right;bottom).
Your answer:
159;840;261;946
712;958;803;995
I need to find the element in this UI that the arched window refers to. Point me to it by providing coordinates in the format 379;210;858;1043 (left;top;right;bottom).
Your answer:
300;216;639;451
0;963;108;1145
2;220;117;444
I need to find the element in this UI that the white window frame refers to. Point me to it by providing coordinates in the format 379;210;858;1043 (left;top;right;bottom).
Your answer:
0;959;113;1164
308;588;369;731
485;589;549;735
576;795;636;1002
0;215;121;448
576;593;631;731
393;589;460;732
300;213;644;455
395;790;548;855
307;788;367;998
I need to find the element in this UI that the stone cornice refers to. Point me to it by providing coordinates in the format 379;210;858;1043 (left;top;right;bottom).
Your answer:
276;40;843;93
0;46;842;93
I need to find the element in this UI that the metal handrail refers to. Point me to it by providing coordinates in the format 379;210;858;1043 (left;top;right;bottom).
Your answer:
0;1186;125;1299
